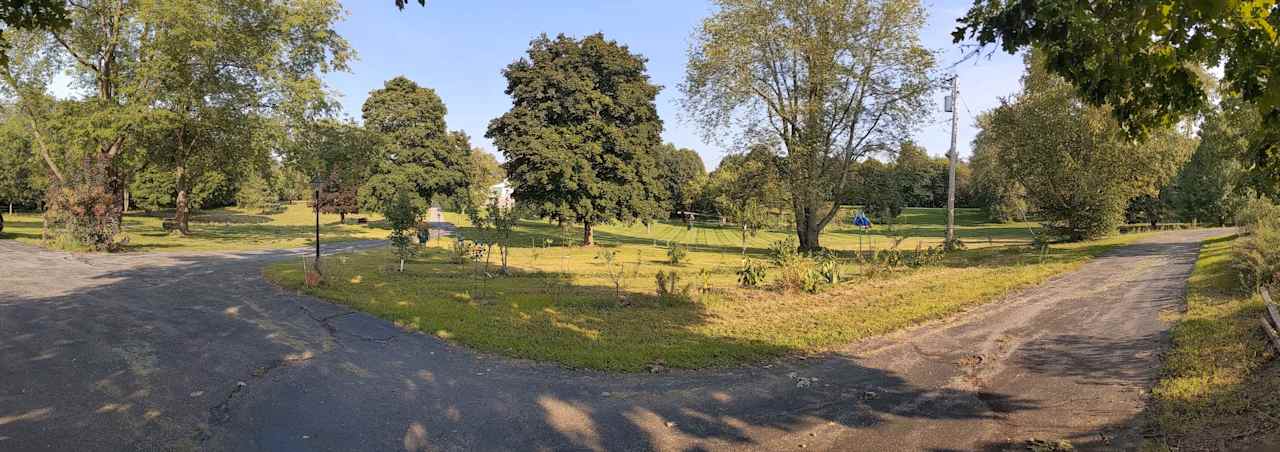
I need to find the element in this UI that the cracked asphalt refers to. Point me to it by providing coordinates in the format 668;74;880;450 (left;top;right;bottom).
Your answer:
0;228;1231;451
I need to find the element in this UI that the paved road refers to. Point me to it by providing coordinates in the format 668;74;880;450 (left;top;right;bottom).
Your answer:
0;229;1230;451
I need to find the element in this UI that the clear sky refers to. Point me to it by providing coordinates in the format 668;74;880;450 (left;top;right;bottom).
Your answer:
324;0;1025;169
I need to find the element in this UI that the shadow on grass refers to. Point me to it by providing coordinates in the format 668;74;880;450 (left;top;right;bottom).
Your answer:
1;239;1046;450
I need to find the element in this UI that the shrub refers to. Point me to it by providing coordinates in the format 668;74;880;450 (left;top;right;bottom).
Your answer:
449;238;485;264
776;256;814;292
598;249;627;299
666;242;688;265
655;270;684;298
814;251;841;285
1233;196;1280;290
1234;194;1280;233
383;192;421;272
768;237;801;266
737;259;767;288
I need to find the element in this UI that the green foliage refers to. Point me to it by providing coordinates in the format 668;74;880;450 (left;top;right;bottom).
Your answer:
597;248;628;299
767;237;801;267
0;114;42;210
697;144;789;234
736;259;767;288
1233;222;1280;291
666;242;689;265
235;172;276;214
970;120;1028;223
462;149;506;212
655;270;690;300
684;0;935;250
487;33;666;245
655;143;706;214
288;120;383;221
1;0;349;247
1235;194;1280;233
976;54;1194;241
848;158;904;221
360;77;471;215
383;192;421;272
1172;97;1259;225
814;251;842;285
955;0;1280;139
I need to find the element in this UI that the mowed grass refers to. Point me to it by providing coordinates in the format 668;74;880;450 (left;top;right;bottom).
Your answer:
1147;235;1280;450
265;208;1152;371
0;202;388;252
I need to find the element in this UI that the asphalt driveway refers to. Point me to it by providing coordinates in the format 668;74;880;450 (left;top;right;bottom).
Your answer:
0;228;1231;451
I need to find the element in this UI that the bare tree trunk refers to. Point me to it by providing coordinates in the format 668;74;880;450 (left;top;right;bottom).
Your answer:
583;222;594;246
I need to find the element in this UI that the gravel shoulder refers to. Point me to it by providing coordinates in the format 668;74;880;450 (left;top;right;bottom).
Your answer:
0;228;1231;451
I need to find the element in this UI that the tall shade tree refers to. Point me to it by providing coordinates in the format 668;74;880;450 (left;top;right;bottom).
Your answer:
683;0;936;250
142;0;349;234
488;33;665;246
461;148;505;211
288;120;382;223
0;112;41;214
360;76;471;215
954;0;1280;188
655;143;706;215
0;0;348;247
1172;96;1257;225
978;55;1194;240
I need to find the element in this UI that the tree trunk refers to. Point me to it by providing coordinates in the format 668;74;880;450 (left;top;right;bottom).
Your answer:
582;222;594;246
123;188;130;213
339;212;346;223
174;165;191;235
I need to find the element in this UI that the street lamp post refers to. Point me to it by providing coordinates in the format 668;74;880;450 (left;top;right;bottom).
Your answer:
311;176;324;272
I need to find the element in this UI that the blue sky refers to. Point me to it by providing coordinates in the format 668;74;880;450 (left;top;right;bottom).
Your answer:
324;0;1025;169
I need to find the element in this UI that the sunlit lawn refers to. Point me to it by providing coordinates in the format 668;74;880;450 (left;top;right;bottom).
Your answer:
0;202;389;252
1148;235;1280;450
265;208;1152;371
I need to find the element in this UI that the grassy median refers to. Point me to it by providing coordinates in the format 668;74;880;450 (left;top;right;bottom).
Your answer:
264;210;1149;371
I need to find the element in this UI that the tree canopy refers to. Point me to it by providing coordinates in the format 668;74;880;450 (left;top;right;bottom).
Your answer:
954;0;1280;187
655;143;706;215
683;0;936;250
977;54;1194;240
360;76;472;215
487;33;666;246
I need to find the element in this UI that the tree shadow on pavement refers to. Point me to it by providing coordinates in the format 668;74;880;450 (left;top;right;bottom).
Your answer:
1;240;1043;451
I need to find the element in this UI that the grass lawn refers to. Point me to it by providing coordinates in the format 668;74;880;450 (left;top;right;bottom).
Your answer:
1147;235;1280;450
264;208;1152;371
0;202;389;252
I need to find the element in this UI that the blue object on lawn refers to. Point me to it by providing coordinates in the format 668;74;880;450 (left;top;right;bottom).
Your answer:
853;213;873;228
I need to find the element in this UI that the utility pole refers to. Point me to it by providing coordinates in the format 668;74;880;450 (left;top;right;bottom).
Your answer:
945;76;959;251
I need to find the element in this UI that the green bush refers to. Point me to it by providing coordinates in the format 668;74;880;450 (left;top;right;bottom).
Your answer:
814;251;841;285
1232;196;1280;290
737;259;767;288
666;242;688;265
1234;194;1280;233
655;270;690;300
767;237;801;266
